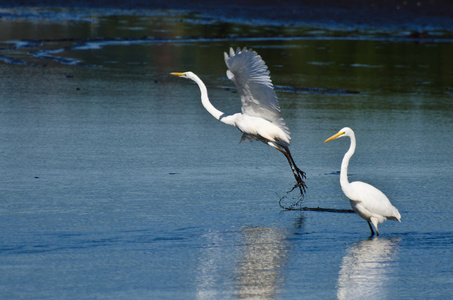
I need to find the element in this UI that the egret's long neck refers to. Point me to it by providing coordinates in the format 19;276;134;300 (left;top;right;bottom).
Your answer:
191;75;236;126
340;134;356;187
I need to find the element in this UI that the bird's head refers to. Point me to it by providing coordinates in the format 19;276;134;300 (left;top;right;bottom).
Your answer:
170;72;195;79
324;127;354;143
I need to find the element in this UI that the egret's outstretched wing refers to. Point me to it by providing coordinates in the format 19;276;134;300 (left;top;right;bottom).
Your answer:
224;47;290;137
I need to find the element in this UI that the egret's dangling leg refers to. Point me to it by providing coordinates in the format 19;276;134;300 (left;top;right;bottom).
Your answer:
267;141;307;196
282;146;306;180
282;149;307;195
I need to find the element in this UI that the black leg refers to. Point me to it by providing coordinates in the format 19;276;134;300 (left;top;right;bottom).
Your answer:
266;140;307;197
367;220;375;236
285;147;306;178
280;147;307;196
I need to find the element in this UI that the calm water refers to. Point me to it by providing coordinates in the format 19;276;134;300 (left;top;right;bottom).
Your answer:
0;8;452;299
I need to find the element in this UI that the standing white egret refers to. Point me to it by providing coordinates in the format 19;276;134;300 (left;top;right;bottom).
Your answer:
324;127;401;236
171;47;306;196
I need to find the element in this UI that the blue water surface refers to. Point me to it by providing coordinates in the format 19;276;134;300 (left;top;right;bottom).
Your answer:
0;8;452;299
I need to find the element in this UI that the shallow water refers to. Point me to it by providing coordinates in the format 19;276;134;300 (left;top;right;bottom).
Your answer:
0;8;452;299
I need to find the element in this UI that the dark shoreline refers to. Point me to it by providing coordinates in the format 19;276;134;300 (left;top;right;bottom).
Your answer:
1;0;453;32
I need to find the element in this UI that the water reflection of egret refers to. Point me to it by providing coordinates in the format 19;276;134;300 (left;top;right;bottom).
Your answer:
236;227;291;299
196;230;238;300
337;237;401;299
195;227;290;300
196;216;302;299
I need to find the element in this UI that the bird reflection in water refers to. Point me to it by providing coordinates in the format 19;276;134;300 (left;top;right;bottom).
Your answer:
196;230;234;300
196;216;302;299
337;237;401;299
235;227;291;299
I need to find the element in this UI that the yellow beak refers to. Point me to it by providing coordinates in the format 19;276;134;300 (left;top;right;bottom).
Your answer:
324;131;345;143
170;72;185;77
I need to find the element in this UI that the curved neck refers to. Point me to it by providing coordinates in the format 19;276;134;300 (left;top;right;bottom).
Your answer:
191;75;235;125
340;133;356;186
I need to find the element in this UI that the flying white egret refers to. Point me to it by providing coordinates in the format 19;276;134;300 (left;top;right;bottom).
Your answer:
324;127;401;236
171;47;306;196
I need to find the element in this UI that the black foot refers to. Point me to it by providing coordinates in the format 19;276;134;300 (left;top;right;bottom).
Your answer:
294;179;307;195
296;167;306;180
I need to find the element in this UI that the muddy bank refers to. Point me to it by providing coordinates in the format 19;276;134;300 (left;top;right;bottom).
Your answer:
1;0;453;31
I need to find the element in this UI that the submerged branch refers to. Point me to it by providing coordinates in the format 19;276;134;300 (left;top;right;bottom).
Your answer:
279;183;354;213
282;206;355;213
